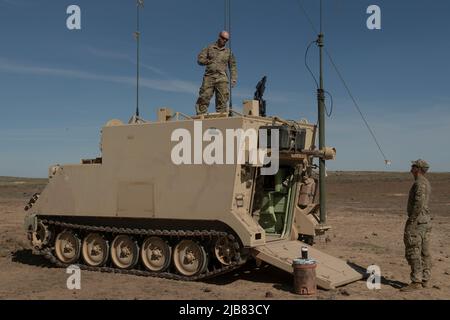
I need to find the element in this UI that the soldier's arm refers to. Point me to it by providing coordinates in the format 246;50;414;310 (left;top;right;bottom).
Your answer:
197;47;210;66
409;182;426;221
229;51;237;83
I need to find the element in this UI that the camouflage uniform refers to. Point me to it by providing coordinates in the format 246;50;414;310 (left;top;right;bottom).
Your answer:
195;42;237;114
404;161;432;285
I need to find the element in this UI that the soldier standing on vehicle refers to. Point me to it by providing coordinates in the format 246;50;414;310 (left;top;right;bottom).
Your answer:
401;159;432;292
195;31;237;115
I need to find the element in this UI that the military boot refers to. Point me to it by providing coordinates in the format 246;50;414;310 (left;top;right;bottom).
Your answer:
400;282;422;292
422;281;430;288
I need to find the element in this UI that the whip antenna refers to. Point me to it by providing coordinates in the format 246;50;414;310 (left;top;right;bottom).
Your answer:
134;0;144;118
228;0;233;111
316;0;327;225
296;0;390;166
224;0;233;113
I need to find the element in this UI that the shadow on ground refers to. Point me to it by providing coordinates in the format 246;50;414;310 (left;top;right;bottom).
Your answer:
348;261;407;289
11;249;54;268
381;277;408;289
205;262;291;284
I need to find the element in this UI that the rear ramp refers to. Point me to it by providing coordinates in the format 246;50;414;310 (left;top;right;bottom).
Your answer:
252;240;363;290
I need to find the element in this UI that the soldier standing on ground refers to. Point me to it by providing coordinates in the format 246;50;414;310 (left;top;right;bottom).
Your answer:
195;31;237;115
401;159;432;292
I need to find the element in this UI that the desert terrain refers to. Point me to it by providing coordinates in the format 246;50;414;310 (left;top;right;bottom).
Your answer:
0;172;449;300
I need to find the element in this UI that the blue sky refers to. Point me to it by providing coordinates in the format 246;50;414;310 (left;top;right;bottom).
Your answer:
0;0;449;177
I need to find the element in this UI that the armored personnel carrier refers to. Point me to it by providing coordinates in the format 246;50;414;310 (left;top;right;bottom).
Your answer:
24;99;361;289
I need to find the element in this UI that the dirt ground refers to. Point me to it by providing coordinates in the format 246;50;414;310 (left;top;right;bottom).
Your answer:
0;172;449;300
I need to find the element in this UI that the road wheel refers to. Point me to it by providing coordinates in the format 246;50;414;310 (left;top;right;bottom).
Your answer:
110;235;139;269
141;237;172;272
173;240;208;277
82;233;109;267
55;230;81;264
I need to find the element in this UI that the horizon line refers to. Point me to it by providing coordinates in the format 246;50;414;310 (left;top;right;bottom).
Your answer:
2;170;450;180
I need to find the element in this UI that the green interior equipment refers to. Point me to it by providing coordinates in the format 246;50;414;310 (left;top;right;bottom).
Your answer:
253;167;294;235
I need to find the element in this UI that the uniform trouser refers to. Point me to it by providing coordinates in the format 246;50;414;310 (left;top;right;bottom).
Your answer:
404;221;432;283
195;75;229;114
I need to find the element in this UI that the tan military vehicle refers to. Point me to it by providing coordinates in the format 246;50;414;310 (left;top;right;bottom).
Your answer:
24;101;361;289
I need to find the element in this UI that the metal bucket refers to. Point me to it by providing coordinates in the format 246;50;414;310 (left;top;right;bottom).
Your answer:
292;258;317;295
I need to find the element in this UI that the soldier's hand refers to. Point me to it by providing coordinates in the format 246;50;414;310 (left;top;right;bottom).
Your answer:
232;80;237;88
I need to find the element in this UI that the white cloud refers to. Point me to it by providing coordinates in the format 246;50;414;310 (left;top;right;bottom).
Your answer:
84;47;295;104
0;57;198;95
0;56;300;105
86;46;166;76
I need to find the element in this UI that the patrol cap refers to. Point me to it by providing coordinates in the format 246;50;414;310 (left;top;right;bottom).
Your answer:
411;159;429;172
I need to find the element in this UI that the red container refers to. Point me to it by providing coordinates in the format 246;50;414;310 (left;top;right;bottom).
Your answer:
292;259;317;295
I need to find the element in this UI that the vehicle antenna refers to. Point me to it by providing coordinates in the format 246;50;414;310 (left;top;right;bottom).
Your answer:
226;0;234;114
134;0;144;118
317;0;327;225
296;0;391;167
